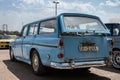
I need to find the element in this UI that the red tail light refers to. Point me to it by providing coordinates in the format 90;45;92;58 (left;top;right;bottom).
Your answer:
110;39;114;47
58;53;64;58
59;39;63;47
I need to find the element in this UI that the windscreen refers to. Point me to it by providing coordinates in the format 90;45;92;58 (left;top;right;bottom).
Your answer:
63;16;106;32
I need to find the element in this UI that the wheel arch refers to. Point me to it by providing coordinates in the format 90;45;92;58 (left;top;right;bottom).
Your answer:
9;46;16;61
30;48;36;61
30;48;47;75
30;48;42;64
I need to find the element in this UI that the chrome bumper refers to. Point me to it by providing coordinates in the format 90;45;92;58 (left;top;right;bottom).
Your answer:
50;61;106;69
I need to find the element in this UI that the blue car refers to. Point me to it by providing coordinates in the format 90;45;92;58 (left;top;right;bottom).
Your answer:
105;23;120;69
9;13;112;75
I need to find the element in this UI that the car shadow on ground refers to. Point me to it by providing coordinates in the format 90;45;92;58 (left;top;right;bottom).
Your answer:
95;66;120;74
3;60;111;80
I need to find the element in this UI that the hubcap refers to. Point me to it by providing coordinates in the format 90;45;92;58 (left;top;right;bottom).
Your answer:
32;54;39;71
115;53;120;63
112;51;120;68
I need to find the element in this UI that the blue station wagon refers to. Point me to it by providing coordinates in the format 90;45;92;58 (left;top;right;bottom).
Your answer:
9;13;112;75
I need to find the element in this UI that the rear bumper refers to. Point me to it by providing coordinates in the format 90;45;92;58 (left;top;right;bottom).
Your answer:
50;61;106;69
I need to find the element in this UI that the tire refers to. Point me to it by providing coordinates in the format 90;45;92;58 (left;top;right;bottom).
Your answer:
111;50;120;69
9;48;15;61
31;50;47;76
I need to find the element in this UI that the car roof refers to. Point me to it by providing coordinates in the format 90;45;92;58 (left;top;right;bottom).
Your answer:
23;13;100;27
59;13;99;19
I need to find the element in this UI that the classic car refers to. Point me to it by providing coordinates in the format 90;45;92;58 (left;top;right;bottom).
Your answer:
0;35;14;48
9;13;112;75
105;23;120;69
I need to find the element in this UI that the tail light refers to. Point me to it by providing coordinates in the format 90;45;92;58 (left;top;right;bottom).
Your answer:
58;53;64;58
59;39;63;48
58;39;64;58
110;39;114;47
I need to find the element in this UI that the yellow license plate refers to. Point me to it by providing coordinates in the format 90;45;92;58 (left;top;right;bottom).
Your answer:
80;46;99;52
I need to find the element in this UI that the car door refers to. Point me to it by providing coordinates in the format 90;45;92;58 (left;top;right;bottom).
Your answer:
22;23;39;61
14;25;28;59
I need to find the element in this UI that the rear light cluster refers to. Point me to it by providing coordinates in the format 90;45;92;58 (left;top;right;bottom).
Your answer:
59;39;63;48
58;39;64;59
58;53;64;58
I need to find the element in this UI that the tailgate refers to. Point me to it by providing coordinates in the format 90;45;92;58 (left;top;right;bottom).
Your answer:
62;36;109;61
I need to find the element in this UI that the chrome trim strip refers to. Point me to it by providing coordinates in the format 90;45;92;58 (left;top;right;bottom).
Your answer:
33;44;58;48
50;61;106;69
17;43;58;48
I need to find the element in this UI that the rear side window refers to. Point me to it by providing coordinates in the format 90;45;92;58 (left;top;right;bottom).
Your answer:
28;23;38;35
39;19;56;34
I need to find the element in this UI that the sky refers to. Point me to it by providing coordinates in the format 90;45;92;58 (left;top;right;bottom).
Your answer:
0;0;120;31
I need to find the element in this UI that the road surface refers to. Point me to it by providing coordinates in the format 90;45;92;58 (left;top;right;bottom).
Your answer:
0;49;120;80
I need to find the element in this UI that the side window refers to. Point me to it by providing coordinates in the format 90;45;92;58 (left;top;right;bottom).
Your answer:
28;23;38;35
22;25;28;37
39;19;56;34
113;27;120;36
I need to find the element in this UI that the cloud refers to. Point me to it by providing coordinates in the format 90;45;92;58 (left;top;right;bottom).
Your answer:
22;0;45;5
1;1;99;31
0;1;105;31
0;0;120;31
0;0;3;2
0;9;55;31
106;0;120;7
100;0;120;7
0;0;4;3
12;0;45;10
0;10;22;31
54;1;96;14
12;0;96;14
94;10;120;23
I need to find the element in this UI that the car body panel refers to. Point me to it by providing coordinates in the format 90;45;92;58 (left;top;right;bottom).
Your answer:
62;36;109;60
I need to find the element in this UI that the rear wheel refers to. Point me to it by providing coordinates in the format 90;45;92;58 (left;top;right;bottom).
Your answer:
9;48;15;61
31;50;47;75
112;50;120;69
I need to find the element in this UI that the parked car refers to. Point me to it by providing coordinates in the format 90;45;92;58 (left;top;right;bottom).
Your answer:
0;35;14;48
9;13;112;75
105;23;120;69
